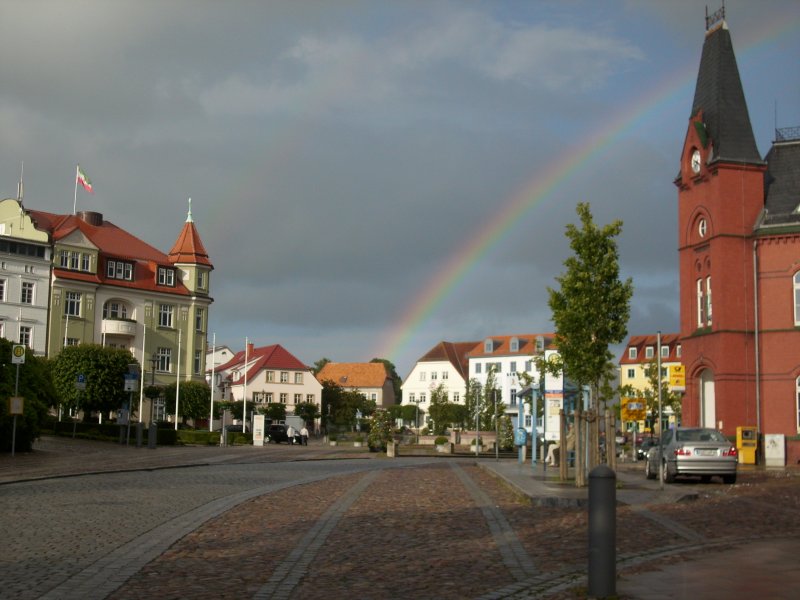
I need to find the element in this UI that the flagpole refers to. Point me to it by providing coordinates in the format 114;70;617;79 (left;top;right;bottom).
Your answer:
174;328;181;431
139;324;146;423
243;337;248;433
73;165;79;215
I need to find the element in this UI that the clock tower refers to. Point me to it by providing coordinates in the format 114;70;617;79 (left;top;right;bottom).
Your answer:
676;10;766;433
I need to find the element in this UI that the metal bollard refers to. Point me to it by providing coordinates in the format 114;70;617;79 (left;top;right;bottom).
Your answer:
148;423;157;449
588;464;616;598
136;422;143;448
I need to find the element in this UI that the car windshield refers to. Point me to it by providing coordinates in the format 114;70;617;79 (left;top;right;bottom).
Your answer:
675;429;726;442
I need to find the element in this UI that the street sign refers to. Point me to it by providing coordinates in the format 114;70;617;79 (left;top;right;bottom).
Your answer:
621;397;646;421
9;396;24;415
75;373;86;391
669;365;686;392
123;373;138;391
12;344;25;364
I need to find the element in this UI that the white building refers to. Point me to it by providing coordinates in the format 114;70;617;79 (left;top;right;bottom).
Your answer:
401;340;476;429
217;343;322;426
0;198;53;355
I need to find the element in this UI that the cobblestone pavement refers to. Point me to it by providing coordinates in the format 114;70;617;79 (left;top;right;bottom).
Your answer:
2;437;800;599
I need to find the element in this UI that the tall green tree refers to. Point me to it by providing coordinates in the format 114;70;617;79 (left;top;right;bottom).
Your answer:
548;202;633;409
313;357;331;375
619;360;683;432
163;380;210;424
294;401;320;427
0;339;55;452
370;357;402;403
263;402;287;422
426;383;451;435
320;379;376;431
51;345;136;420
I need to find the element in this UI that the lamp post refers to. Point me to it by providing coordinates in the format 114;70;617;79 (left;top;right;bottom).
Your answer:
412;398;422;444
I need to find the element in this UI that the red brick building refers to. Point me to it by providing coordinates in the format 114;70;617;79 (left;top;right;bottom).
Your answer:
677;14;799;439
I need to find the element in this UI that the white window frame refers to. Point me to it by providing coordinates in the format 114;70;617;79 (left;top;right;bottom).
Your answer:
195;308;204;332
156;347;172;372
19;325;31;347
64;291;81;317
661;345;670;358
294;372;303;384
70;251;79;270
645;346;654;359
157;267;175;287
158;304;174;328
627;368;635;379
628;347;637;360
21;281;34;305
697;279;706;327
0;278;5;302
706;275;713;325
280;371;289;383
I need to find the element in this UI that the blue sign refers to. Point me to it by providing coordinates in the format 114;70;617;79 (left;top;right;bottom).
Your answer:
514;427;527;446
77;374;85;383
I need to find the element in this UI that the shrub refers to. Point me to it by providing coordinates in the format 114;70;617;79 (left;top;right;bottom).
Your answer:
434;436;449;445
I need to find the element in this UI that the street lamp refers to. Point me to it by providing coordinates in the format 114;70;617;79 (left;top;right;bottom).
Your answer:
411;397;423;444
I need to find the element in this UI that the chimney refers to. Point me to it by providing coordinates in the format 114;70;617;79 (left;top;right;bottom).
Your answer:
78;211;103;226
246;342;254;357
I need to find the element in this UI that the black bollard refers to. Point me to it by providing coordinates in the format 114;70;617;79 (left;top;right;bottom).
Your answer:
148;422;157;449
588;464;616;598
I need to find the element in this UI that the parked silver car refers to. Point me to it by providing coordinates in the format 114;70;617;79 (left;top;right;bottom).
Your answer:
645;427;738;484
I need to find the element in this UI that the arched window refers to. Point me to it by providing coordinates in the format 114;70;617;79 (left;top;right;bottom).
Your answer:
102;300;129;320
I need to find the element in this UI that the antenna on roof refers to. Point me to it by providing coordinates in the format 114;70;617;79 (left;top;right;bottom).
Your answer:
705;1;725;32
186;197;193;223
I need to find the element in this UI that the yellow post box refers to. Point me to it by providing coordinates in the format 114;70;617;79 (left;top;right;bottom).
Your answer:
736;426;758;465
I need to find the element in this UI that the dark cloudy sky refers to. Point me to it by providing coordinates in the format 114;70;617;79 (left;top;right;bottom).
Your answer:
1;1;798;377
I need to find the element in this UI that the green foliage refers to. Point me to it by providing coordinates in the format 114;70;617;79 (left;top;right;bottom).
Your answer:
434;435;449;445
320;379;376;430
163;380;210;423
480;368;505;430
294;401;320;426
177;429;220;445
619;360;683;427
51;344;137;420
499;416;515;450
427;383;451;435
219;400;243;420
0;340;55;452
370;357;402;402
313;357;331;374
263;402;287;421
548;202;633;407
367;409;393;451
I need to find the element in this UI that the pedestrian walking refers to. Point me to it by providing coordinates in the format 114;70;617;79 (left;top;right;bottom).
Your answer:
287;425;295;445
300;425;309;446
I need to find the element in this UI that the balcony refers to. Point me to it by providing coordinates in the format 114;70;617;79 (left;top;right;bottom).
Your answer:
102;318;137;337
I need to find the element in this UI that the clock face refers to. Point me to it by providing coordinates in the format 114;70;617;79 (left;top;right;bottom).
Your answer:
691;149;702;173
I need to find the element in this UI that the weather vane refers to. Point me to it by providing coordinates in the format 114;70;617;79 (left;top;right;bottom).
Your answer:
705;2;725;32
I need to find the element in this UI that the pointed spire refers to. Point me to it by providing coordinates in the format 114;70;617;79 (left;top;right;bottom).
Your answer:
169;201;213;268
690;16;762;165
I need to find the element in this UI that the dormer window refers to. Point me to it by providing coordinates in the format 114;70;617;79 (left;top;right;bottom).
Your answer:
107;259;134;281
535;335;545;353
510;337;519;352
157;267;175;287
661;345;670;358
628;347;637;360
484;339;493;353
645;346;654;359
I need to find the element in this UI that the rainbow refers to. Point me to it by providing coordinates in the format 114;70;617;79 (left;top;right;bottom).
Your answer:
375;13;800;366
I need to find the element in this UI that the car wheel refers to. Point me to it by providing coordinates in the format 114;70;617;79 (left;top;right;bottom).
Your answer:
722;474;737;485
645;457;656;479
662;460;676;483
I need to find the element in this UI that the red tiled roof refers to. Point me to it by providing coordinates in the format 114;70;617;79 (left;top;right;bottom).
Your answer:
169;220;213;268
619;333;681;365
316;362;390;388
467;333;555;358
217;344;310;381
418;340;478;380
27;209;205;297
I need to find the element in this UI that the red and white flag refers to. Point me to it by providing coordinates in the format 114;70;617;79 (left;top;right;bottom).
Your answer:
76;166;93;193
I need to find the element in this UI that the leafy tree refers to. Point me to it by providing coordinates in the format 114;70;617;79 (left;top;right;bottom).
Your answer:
370;357;402;403
262;402;286;421
448;404;469;429
548;202;633;409
294;401;320;426
219;400;243;420
51;344;137;421
313;357;331;375
427;383;451;435
499;415;515;450
480;367;505;430
163;380;210;424
0;339;55;452
464;378;482;430
367;409;393;451
320;379;376;431
619;360;683;433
